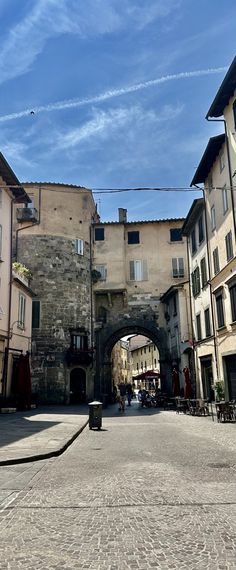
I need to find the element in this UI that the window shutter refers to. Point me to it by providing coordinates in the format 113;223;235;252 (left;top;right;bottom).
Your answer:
129;260;135;280
172;258;178;277
142;260;148;280
178;258;184;277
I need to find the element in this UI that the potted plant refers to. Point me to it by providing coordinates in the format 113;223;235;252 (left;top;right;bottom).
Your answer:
12;262;32;281
214;380;225;401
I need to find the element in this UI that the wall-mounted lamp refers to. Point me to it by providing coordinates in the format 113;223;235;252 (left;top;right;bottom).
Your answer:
9;320;25;338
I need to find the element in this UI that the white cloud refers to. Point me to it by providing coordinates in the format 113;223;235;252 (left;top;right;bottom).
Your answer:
54;103;184;150
0;141;33;167
0;0;183;85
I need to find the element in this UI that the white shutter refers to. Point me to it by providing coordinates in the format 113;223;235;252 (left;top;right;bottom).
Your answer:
141;260;148;280
75;238;84;255
129;260;135;280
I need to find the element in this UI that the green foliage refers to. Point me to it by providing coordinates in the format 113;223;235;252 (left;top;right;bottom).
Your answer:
91;269;101;283
214;380;225;401
12;262;32;279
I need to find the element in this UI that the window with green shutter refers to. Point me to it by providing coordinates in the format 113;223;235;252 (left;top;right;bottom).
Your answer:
32;300;40;328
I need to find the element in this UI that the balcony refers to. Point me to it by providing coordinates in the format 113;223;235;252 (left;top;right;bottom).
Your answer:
65;347;94;366
16;207;38;223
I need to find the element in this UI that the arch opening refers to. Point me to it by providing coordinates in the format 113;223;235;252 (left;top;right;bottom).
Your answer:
69;367;86;404
95;319;171;402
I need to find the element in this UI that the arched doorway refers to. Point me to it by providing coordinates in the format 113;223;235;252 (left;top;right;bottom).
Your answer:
95;318;171;401
70;368;86;404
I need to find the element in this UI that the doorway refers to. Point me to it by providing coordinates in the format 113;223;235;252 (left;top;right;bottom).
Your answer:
224;354;236;400
200;357;214;401
70;368;86;404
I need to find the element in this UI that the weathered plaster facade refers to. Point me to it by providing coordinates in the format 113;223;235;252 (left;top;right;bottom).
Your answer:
93;211;188;398
15;183;98;404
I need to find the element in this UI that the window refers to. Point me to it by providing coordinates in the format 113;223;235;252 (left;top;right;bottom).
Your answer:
222;185;228;214
196;314;202;341
95;264;107;280
233;99;236;129
94;227;104;241
219;149;225;172
129;260;148;281
204;308;211;337
127;231;139;244
18;294;26;328
200;257;208;288
229;282;236;322
148;346;150;352
191;266;200;297
32;300;40;328
213;247;220;274
211;206;216;230
71;334;88;351
154;358;157;367
172;258;184;278
0;189;2;206
225;230;233;262
144;347;146;354
208;174;213;192
0;225;2;258
28;195;35;208
170;228;182;242
144;361;147;369
215;293;225;328
136;363;139;370
75;238;84;255
198;215;204;244
191;229;197;254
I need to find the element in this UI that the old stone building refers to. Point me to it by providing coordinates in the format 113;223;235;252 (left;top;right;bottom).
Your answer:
14;182;98;404
93;208;188;400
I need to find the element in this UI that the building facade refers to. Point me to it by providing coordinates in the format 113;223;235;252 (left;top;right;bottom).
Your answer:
0;154;33;403
93;208;188;399
14;182;98;404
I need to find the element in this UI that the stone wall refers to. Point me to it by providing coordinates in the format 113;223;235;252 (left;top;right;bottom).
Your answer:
17;234;92;403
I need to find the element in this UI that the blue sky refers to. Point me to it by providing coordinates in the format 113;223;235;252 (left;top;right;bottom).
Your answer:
0;0;235;221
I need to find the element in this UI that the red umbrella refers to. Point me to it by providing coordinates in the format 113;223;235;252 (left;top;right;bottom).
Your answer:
133;369;160;380
183;367;192;399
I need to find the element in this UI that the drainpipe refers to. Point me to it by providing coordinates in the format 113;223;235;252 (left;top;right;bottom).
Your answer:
2;199;14;398
206;117;236;243
185;234;197;397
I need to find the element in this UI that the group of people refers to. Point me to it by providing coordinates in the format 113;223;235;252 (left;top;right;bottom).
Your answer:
115;382;133;412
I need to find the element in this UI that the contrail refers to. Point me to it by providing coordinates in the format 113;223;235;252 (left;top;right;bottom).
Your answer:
0;67;227;123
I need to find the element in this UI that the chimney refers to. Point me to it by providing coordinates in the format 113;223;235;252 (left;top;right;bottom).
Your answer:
118;208;127;223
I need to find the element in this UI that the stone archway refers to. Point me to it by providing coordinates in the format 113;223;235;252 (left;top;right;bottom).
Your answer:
95;318;171;401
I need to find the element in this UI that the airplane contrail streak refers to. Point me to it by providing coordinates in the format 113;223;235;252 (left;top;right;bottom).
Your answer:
0;67;227;123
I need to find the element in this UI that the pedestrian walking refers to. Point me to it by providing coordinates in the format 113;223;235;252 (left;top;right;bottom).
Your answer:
126;383;133;406
118;381;126;412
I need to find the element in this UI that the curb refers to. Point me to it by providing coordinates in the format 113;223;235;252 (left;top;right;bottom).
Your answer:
0;419;89;467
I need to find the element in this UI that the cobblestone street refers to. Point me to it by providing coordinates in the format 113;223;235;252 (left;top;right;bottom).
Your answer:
0;402;236;569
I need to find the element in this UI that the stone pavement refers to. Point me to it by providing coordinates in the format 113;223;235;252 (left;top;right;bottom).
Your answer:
0;402;236;569
0;405;88;465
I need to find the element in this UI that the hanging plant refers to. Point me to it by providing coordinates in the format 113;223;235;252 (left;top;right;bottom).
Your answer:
12;262;33;280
